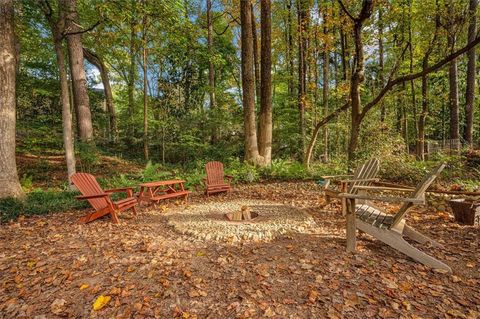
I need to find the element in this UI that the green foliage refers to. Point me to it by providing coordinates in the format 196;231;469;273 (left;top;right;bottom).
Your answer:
77;142;100;172
0;190;87;224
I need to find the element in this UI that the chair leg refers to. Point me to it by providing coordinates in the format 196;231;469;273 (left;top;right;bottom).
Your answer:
131;205;138;216
403;224;444;248
110;210;120;224
357;220;452;272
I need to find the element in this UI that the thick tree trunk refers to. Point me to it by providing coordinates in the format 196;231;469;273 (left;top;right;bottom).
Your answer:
60;0;93;142
465;0;478;147
240;0;261;165
417;71;428;160
251;3;261;104
0;0;24;198
258;0;272;166
82;48;117;142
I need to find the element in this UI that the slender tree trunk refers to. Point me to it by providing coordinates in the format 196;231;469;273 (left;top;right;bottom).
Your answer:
240;0;261;165
128;0;136;140
418;69;428;160
378;7;386;122
447;32;460;146
142;5;149;160
0;0;24;198
287;0;295;99
206;0;217;143
251;3;261;104
297;0;309;157
258;0;272;166
43;2;77;186
465;0;478;147
322;10;330;163
60;0;93;142
82;48;117;142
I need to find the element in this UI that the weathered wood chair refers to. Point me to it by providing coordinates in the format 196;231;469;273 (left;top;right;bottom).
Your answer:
71;173;138;224
339;163;451;272
321;158;380;204
204;161;233;196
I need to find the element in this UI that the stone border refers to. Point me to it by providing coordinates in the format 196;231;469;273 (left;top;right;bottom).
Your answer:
165;200;318;243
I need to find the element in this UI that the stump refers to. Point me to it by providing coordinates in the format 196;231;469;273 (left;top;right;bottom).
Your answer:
449;199;480;226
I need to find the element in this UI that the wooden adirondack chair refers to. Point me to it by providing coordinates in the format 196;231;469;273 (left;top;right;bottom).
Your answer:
339;163;452;272
204;161;233;196
322;158;380;204
71;173;138;224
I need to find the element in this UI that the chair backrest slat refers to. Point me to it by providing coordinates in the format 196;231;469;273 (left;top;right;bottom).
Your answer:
348;158;380;194
71;173;108;211
206;161;225;185
390;163;445;228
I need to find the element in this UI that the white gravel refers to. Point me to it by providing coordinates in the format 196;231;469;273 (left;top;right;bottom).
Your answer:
164;200;318;243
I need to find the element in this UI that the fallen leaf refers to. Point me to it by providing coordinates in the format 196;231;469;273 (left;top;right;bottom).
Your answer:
93;295;111;311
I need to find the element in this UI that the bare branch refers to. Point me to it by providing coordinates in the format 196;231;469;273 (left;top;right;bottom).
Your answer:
62;20;101;38
337;0;356;21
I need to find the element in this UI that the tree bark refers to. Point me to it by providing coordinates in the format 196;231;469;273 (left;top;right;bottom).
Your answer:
142;3;149;160
447;32;460;145
60;0;93;142
465;0;478;147
0;0;24;198
297;0;309;157
251;3;261;104
42;0;77;186
127;0;137;140
206;0;218;143
378;6;385;122
287;0;295;99
240;0;262;165
82;48;117;142
322;9;330;163
258;0;272;165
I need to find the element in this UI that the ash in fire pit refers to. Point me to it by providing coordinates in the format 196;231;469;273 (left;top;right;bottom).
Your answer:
225;206;259;221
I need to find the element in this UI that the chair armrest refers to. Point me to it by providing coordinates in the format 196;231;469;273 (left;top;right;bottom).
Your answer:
105;187;134;197
105;187;134;193
351;185;414;192
338;193;425;204
76;193;109;200
321;174;354;180
340;178;379;184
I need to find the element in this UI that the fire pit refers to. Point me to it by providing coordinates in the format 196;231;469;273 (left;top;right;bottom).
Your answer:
165;200;318;242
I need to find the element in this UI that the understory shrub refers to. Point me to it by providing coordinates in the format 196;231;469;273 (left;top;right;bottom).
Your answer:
0;189;87;224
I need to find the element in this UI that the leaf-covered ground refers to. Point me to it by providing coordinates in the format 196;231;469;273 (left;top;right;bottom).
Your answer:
0;182;479;318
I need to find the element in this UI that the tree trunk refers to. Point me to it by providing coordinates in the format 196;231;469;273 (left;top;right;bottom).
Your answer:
258;0;272;166
286;0;295;99
240;0;261;165
447;32;460;145
251;3;261;104
42;1;77;186
378;6;386;122
465;0;478;147
128;0;136;140
142;5;149;160
297;0;309;157
206;0;217;143
60;0;93;142
82;48;117;142
0;0;24;198
322;10;330;163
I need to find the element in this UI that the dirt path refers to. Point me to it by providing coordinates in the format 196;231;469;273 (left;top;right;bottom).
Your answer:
0;182;478;318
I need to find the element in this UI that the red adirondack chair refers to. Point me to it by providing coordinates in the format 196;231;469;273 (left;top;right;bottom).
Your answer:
204;161;233;196
71;173;138;224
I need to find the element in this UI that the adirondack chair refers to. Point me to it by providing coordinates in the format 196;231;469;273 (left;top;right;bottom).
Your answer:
204;161;233;196
339;163;452;272
321;158;380;205
71;173;138;224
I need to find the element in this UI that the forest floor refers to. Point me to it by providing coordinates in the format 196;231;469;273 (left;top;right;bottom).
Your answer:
0;182;479;318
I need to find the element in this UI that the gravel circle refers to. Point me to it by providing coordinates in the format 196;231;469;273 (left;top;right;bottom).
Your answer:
165;199;318;243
